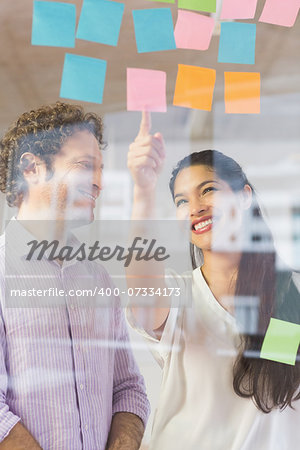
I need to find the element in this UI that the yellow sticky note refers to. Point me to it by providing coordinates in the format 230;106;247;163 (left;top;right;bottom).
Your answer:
224;72;260;114
173;64;216;111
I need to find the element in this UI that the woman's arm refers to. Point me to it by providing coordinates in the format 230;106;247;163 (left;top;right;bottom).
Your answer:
128;111;163;220
127;112;170;336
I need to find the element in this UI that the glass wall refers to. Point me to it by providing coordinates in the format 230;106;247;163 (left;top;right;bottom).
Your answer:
0;1;299;448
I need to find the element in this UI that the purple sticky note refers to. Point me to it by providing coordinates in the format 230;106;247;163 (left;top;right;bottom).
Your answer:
220;0;258;20
259;0;300;27
127;68;167;112
174;10;214;50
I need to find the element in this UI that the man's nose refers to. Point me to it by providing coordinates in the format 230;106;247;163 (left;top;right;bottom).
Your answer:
92;167;103;194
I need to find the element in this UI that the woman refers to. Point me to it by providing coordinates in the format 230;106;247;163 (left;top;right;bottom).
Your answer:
127;113;300;450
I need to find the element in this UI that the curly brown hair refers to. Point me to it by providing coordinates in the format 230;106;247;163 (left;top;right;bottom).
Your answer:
0;102;104;207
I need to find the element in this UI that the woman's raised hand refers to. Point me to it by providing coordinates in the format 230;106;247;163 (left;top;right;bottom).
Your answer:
127;112;170;334
128;111;165;192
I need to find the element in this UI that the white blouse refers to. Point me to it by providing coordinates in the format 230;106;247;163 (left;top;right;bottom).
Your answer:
127;268;300;450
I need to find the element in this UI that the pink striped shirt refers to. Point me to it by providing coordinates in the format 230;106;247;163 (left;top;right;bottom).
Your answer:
0;220;149;449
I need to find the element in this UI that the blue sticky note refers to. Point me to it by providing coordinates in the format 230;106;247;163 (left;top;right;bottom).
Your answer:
132;8;176;53
218;22;256;65
60;54;107;104
32;1;76;47
76;0;125;46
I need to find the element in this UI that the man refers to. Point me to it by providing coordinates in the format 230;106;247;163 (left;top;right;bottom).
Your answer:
0;102;150;449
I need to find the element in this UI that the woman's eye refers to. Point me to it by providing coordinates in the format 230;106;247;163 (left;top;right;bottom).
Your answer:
202;186;217;195
176;199;188;207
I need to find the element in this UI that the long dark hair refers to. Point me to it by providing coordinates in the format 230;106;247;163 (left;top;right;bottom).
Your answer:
169;150;300;413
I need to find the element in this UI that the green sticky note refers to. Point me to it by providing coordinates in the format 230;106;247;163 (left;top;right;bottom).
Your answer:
178;0;216;13
260;318;300;366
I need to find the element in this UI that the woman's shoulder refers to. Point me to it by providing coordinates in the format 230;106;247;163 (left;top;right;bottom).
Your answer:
165;268;193;288
165;267;206;310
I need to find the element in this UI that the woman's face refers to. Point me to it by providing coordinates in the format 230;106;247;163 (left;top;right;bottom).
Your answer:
173;165;252;253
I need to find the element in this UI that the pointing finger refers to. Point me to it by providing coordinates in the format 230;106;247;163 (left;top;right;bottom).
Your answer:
137;111;152;138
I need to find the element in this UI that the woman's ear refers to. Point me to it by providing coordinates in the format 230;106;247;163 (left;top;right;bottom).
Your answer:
242;184;253;210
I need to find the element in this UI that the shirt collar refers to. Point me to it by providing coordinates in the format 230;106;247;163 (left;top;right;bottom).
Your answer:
5;217;83;266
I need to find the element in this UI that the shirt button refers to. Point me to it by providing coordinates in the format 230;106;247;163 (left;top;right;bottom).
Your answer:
85;424;88;431
80;384;84;390
76;345;80;351
70;304;75;310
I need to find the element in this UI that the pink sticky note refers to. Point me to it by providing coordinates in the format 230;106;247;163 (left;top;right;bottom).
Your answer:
174;10;214;50
259;0;300;27
220;0;258;19
127;68;167;112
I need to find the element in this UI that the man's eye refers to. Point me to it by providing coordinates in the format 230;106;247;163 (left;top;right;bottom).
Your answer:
78;161;93;169
176;199;187;207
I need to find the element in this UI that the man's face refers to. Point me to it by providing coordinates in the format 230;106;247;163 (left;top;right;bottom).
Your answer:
37;130;103;223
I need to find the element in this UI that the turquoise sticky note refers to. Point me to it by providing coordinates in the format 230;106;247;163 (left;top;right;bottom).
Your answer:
218;22;256;64
60;54;107;104
32;1;76;47
260;318;300;366
76;0;125;46
178;0;216;13
132;8;176;53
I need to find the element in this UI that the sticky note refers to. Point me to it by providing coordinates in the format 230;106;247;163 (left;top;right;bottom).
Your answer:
173;65;216;111
148;0;175;3
132;8;176;53
127;68;167;112
174;10;214;50
76;0;124;46
224;72;260;114
260;318;300;366
220;0;258;20
32;1;76;47
218;22;256;65
178;0;216;13
259;0;300;27
60;54;107;104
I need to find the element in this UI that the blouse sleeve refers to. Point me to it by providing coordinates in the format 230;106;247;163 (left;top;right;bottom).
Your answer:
126;269;192;367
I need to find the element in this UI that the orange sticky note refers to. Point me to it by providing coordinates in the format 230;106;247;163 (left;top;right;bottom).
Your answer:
173;64;216;111
224;72;260;114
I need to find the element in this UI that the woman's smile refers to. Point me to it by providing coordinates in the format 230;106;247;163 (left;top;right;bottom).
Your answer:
191;216;214;234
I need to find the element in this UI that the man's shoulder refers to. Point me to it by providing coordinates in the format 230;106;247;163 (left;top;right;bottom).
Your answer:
0;234;5;297
87;260;115;284
0;233;5;268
